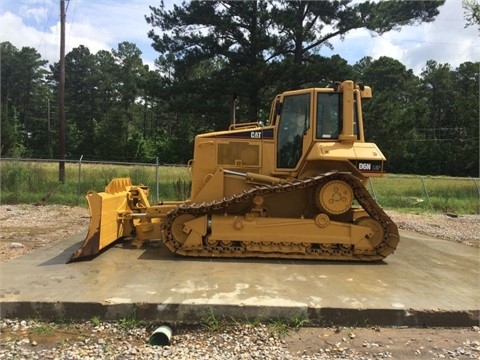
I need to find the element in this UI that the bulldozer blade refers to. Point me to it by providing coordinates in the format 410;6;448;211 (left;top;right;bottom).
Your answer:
67;178;132;263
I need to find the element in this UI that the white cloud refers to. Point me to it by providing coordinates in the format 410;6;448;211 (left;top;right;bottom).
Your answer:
326;0;479;74
23;7;48;24
0;0;156;65
1;11;54;54
369;33;407;64
65;21;112;53
392;0;479;74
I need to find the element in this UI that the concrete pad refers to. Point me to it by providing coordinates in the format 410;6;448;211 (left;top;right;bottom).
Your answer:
0;230;478;326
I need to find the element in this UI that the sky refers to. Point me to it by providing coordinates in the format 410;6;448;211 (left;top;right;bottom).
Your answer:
0;0;479;75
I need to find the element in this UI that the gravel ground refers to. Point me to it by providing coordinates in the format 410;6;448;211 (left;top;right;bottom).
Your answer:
385;211;480;248
0;204;479;359
1;319;479;360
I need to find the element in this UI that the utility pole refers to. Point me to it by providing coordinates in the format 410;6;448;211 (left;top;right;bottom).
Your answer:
58;0;66;183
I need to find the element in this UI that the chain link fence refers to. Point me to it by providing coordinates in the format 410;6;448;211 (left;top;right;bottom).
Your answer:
1;157;479;214
369;175;479;214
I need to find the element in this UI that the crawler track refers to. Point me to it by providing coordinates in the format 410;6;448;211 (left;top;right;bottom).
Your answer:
162;172;399;261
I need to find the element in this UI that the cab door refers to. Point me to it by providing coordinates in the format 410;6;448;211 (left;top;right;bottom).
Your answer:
276;92;311;169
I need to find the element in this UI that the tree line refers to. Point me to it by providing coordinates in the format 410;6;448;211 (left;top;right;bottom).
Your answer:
1;0;478;177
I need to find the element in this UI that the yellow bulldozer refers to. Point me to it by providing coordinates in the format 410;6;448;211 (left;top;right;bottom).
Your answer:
68;80;399;263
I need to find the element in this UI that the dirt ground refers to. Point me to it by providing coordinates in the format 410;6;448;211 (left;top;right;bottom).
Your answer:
0;204;90;262
284;326;480;359
0;204;479;359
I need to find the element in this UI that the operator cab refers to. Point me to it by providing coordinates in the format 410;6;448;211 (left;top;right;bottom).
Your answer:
274;82;370;170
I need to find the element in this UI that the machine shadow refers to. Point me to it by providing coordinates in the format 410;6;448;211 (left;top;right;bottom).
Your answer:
39;240;86;266
39;238;123;266
39;238;388;266
135;241;387;266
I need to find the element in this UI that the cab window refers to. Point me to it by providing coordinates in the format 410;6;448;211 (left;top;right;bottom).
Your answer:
277;93;310;168
317;93;341;139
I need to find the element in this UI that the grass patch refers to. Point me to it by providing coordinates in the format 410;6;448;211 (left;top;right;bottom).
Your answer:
370;174;479;214
199;309;310;336
0;160;190;206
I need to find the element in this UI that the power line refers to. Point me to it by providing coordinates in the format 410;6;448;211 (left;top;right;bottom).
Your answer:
381;138;479;143
67;0;78;47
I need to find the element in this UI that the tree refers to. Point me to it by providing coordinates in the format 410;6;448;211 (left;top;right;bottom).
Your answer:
259;0;445;87
109;42;149;161
418;61;455;175
354;56;427;174
147;0;275;125
146;0;445;119
1;42;20;156
1;42;50;157
62;45;98;158
112;42;146;109
452;61;479;177
94;50;119;116
463;0;480;30
48;43;153;162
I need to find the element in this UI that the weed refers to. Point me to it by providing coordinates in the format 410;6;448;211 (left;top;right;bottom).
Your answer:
201;308;224;332
118;310;144;329
268;319;290;337
57;318;76;330
268;314;309;337
91;316;101;327
32;322;57;335
289;314;309;330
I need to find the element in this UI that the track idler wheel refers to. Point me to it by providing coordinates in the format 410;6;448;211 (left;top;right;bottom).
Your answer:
171;214;196;245
315;180;353;216
354;216;384;248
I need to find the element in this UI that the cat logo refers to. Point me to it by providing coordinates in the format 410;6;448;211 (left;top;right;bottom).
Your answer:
250;131;262;139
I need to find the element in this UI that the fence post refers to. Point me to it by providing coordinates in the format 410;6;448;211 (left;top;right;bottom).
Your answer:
473;178;480;215
0;145;2;205
420;176;433;211
76;155;83;205
369;178;377;203
156;157;159;204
